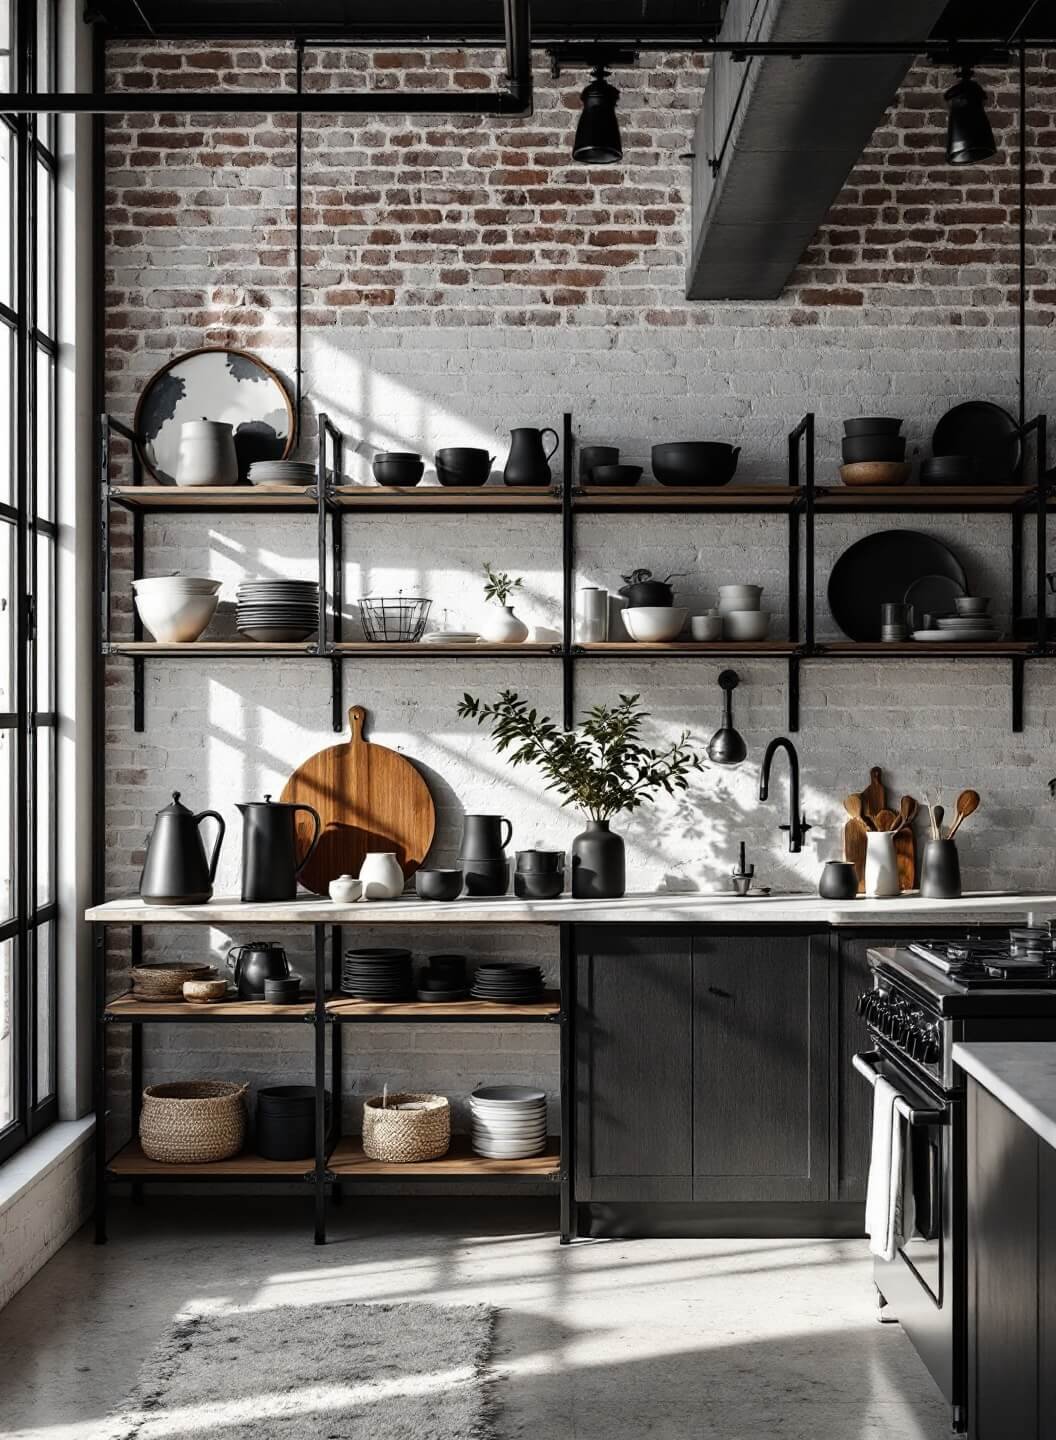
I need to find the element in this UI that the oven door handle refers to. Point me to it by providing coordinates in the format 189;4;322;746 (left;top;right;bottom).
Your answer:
853;1050;950;1126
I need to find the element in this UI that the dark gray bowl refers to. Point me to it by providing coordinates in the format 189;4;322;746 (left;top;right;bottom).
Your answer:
841;434;906;464
514;871;564;900
434;448;493;487
842;417;903;437
586;464;642;487
415;868;464;902
372;453;424;487
651;442;740;486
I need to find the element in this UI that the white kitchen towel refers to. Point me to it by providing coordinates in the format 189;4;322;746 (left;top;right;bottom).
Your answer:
865;1075;912;1262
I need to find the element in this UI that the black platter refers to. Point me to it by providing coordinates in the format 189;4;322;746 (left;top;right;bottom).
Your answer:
932;401;1021;485
827;529;968;642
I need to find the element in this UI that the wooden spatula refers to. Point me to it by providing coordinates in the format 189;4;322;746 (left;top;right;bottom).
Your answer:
844;795;874;830
946;789;980;840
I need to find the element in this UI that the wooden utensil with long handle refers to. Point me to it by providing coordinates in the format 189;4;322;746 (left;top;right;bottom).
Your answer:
946;789;980;840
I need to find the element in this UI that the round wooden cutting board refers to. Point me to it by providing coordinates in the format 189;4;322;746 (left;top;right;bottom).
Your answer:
280;705;436;896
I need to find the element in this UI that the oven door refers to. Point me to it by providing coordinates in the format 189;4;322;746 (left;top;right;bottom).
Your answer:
854;1048;959;1409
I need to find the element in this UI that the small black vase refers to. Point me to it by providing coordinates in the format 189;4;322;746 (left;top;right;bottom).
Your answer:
571;820;625;899
920;839;961;899
818;860;858;900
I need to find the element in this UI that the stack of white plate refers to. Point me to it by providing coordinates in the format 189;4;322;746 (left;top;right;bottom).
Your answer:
470;1085;547;1159
236;579;319;642
422;630;480;647
247;460;316;487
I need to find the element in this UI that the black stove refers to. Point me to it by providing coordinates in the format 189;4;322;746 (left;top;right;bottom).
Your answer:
907;937;1056;987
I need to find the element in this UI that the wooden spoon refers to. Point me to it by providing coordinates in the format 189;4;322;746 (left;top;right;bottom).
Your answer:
873;808;899;833
890;795;918;835
845;795;875;830
946;789;980;841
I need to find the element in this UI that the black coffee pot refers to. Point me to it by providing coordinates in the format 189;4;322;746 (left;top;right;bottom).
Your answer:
503;427;559;487
139;791;225;905
459;814;512;859
237;794;322;902
227;940;292;999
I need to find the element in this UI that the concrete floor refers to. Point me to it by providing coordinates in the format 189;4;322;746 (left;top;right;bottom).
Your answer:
0;1197;949;1440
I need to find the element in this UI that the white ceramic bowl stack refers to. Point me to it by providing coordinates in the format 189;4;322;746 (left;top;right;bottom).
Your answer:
470;1085;547;1159
717;584;770;641
620;606;688;642
132;576;220;643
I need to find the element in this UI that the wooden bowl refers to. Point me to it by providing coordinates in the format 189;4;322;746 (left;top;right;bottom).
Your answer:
182;978;229;1005
839;462;911;488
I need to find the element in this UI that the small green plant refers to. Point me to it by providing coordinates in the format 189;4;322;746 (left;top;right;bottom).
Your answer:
457;689;704;822
482;563;523;607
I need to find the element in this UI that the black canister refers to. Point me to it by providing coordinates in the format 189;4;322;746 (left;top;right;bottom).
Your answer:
920;839;962;899
818;861;859;900
256;1085;330;1161
462;858;509;896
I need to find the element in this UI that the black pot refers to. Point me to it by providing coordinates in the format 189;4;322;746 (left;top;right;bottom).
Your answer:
619;579;673;607
842;417;903;437
818;861;859;900
257;1085;330;1161
586;464;642;487
514;871;564;900
920;840;962;899
579;445;619;482
841;434;907;464
415;868;463;902
461;858;509;897
372;452;424;487
434;447;493;487
651;442;740;487
516;849;564;873
571;820;625;899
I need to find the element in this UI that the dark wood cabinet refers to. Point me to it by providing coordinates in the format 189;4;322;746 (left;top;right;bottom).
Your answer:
834;934;877;1201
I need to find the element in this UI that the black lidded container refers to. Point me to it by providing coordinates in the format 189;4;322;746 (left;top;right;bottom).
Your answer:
256;1085;331;1160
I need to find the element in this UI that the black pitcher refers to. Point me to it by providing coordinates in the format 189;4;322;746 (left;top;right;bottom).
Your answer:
503;427;559;487
237;794;322;902
460;814;512;859
227;940;291;999
139;791;225;905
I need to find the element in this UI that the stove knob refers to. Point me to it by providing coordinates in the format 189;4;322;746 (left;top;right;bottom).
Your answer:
921;1025;942;1065
855;991;872;1017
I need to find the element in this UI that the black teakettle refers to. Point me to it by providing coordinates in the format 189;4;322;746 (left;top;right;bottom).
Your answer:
227;941;291;999
139;791;225;905
237;794;322;902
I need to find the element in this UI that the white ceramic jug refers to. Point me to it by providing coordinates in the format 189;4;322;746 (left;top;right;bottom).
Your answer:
175;420;238;487
864;831;899;898
358;852;404;900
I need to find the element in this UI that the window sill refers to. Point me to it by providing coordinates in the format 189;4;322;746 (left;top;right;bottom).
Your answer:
0;1116;94;1211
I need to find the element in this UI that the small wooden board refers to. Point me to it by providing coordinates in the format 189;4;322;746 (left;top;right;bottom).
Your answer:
280;705;436;896
845;765;917;893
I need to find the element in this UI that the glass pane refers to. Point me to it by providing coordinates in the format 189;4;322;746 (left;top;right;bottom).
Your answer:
34;346;53;521
0;521;12;711
34;532;52;708
0;937;14;1132
34;726;53;907
34;162;53;337
0;323;11;507
0;123;11;312
35;0;53;94
0;729;13;924
34;920;53;1102
0;1;10;93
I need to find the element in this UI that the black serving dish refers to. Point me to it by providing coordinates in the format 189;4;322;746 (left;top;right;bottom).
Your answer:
933;401;1021;485
651;441;740;486
585;464;642;487
372;452;424;487
827;529;968;642
843;417;902;437
434;447;493;487
841;434;906;464
415;868;463;901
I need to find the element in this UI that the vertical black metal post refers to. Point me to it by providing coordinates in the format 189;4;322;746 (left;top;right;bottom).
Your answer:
313;924;327;1243
316;417;328;659
331;436;344;732
99;416;111;650
1036;416;1047;648
132;507;144;732
93;924;107;1243
1013;655;1025;733
561;412;575;730
130;1019;143;1205
804;413;815;650
1018;42;1027;433
559;922;575;1243
787;422;802;732
294;39;304;429
330;922;343;1206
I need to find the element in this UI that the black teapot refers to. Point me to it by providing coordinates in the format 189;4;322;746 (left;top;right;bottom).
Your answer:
139;791;225;905
619;568;681;608
227;941;292;999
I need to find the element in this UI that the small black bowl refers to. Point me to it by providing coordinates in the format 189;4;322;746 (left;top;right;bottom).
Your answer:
264;975;302;1003
842;417;903;438
434;448;494;487
586;464;642;487
372;452;424;487
514;871;564;900
415;868;464;902
841;434;906;464
920;454;983;485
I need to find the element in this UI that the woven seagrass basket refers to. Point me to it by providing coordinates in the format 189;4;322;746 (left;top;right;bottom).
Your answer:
362;1092;450;1163
139;1080;248;1164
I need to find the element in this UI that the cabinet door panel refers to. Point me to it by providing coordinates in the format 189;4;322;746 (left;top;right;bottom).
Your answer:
692;933;829;1202
575;929;693;1202
835;936;875;1202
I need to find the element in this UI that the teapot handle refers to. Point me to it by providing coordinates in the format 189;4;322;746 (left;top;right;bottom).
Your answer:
293;804;323;875
541;427;559;462
194;809;226;883
226;944;244;977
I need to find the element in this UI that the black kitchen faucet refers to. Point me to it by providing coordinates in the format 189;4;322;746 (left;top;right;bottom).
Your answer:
758;736;811;853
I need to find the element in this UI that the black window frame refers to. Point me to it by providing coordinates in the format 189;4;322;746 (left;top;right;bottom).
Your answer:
0;0;59;1165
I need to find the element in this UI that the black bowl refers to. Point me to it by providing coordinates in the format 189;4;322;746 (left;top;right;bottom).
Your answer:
586;464;642;487
842;417;903;438
415;868;463;902
651;442;740;487
263;976;302;1003
514;871;564;900
920;454;983;485
516;849;564;874
372;453;424;487
434;447;494;487
578;445;619;481
841;434;906;464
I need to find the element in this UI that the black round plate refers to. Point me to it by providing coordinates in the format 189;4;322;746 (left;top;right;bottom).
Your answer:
932;401;1021;484
827;530;968;642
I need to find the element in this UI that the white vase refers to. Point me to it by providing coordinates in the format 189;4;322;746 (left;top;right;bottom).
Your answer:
358;852;404;900
480;604;529;644
864;832;899;898
175;420;238;487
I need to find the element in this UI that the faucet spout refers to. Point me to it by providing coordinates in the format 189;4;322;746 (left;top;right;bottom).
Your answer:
759;736;811;853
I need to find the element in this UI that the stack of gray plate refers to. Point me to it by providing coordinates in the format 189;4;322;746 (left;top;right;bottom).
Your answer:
470;1085;547;1159
236;580;319;642
247;460;316;487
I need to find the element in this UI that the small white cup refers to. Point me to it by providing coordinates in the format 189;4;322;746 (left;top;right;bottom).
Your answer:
691;614;723;641
328;874;363;903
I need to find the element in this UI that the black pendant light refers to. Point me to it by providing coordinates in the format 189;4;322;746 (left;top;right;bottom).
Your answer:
945;65;997;166
707;670;747;767
573;64;622;165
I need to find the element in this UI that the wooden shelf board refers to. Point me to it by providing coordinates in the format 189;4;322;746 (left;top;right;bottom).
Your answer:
329;1134;561;1178
107;1139;313;1178
814;484;1034;512
579;641;797;657
574;485;797;511
105;992;315;1021
333;485;558;511
331;642;557;657
329;990;560;1021
106;641;318;656
815;641;1033;657
110;485;316;511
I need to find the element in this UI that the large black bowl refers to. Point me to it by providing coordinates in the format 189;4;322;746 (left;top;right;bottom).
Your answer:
372;452;424;487
651;442;740;487
434;447;494;487
842;434;906;464
843;417;903;437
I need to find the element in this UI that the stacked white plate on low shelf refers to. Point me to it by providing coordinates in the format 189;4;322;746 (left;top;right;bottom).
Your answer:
236;579;320;642
912;595;1001;643
421;630;480;647
247;460;316;488
470;1085;547;1159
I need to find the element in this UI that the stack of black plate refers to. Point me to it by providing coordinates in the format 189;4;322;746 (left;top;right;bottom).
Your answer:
341;947;414;1000
470;962;544;1004
236;579;320;643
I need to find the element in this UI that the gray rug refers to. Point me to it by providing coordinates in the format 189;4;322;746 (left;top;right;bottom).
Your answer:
109;1301;497;1440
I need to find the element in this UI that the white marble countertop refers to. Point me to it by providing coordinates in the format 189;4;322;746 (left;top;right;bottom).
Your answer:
954;1042;1056;1151
85;890;1056;926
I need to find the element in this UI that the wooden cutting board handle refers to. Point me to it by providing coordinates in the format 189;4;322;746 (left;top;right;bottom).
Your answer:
348;705;367;741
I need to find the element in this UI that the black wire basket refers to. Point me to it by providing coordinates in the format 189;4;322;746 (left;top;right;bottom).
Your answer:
360;595;432;643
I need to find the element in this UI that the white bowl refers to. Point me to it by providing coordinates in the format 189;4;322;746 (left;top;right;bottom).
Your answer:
723;610;771;641
132;576;221;595
718;584;763;601
133;591;218;643
691;615;723;641
620;606;688;642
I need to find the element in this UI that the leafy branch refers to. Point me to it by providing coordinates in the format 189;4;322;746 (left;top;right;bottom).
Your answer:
457;689;705;822
482;563;523;606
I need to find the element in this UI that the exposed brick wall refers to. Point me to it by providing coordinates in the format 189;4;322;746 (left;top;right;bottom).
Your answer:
102;42;1056;1155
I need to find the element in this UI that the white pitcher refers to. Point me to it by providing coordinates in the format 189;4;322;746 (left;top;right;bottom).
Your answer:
864;831;899;898
175;420;238;487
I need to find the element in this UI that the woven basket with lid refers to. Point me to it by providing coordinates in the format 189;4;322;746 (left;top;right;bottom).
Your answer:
362;1092;450;1163
139;1080;248;1164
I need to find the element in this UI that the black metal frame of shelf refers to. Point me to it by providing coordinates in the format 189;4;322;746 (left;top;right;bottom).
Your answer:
93;918;572;1246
